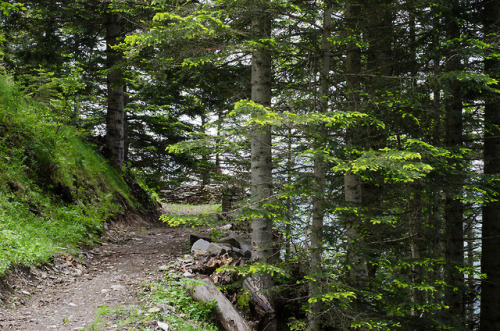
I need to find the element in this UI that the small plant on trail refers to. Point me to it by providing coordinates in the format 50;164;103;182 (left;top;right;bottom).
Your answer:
210;228;224;241
145;272;219;330
89;271;219;331
97;305;112;316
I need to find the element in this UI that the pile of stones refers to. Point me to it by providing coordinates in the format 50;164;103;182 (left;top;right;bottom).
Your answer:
172;230;253;285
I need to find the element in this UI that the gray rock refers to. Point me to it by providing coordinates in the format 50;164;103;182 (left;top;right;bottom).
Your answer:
177;255;194;263
218;236;241;248
191;239;211;256
206;243;232;256
219;233;252;256
157;321;170;331
240;243;252;257
230;247;252;259
219;224;233;231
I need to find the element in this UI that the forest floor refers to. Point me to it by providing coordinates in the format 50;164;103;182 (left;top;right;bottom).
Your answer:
0;210;194;330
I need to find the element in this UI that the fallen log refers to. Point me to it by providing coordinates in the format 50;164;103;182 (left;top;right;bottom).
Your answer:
187;277;253;331
242;277;275;315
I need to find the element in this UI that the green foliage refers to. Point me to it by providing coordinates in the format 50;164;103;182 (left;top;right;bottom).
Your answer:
0;74;135;275
160;203;221;227
310;290;357;304
236;292;251;308
0;1;25;52
209;228;225;242
1;0;493;328
0;2;25;16
153;276;218;324
218;262;289;279
333;148;434;183
230;99;373;129
350;319;402;330
288;318;307;331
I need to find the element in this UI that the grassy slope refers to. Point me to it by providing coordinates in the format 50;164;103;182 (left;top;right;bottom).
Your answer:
0;74;136;275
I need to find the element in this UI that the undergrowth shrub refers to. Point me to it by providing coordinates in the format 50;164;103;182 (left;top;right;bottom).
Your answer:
88;273;219;331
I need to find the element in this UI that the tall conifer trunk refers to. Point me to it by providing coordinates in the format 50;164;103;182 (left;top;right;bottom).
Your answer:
308;4;332;330
480;0;500;329
344;0;366;285
105;12;125;171
362;0;393;255
443;1;464;320
344;0;394;287
249;0;274;319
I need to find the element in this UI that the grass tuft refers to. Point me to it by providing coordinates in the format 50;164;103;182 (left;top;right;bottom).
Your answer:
89;271;219;331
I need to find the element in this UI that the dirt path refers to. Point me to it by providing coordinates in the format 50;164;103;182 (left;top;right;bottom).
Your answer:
0;217;189;330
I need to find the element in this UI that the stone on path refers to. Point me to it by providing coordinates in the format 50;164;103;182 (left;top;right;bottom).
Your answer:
191;239;211;256
206;243;232;256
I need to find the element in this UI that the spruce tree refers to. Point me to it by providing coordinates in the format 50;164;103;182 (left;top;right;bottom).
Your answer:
480;0;500;329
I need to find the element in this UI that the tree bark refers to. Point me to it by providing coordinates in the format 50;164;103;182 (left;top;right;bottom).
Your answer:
480;0;500;329
249;0;274;315
243;277;275;315
105;12;125;171
344;0;367;287
189;278;253;331
308;4;332;330
443;1;464;320
365;0;393;79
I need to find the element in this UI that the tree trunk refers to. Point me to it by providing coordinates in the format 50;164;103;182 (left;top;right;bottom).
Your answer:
408;185;422;316
189;278;253;331
285;126;293;261
308;4;332;330
105;12;125;171
243;277;275;315
201;113;210;187
365;0;393;79
344;0;367;287
480;0;500;329
249;0;274;316
443;1;464;320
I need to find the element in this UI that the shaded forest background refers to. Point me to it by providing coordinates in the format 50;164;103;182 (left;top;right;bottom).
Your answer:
0;0;499;330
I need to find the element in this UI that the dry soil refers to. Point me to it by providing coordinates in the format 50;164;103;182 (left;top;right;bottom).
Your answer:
0;214;188;330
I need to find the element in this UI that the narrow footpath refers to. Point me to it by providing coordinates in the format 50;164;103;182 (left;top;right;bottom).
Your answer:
0;214;188;330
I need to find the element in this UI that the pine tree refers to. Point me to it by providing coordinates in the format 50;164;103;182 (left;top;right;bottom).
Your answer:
308;3;333;329
249;0;275;312
442;0;465;321
105;10;126;171
480;0;500;329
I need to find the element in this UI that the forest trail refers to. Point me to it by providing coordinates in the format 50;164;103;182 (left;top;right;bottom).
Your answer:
0;214;188;330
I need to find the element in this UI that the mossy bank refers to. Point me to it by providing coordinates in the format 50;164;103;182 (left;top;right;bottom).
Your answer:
0;73;149;276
